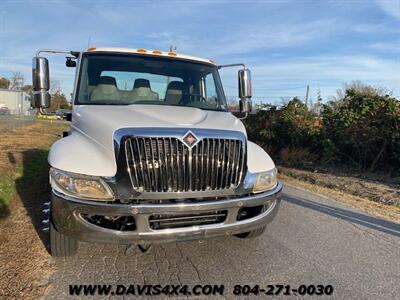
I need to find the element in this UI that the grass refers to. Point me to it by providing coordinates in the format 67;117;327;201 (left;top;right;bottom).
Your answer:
0;150;49;218
0;173;15;218
0;121;68;220
280;173;400;223
21;151;49;181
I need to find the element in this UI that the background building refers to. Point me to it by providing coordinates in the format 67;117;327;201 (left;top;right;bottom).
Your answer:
0;89;32;115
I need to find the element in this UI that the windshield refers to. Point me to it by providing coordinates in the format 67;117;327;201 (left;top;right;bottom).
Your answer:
76;53;227;111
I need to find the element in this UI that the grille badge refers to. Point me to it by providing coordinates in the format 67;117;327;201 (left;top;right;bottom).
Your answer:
182;131;199;148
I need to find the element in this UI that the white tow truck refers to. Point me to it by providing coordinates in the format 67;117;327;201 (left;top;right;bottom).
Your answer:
32;47;282;256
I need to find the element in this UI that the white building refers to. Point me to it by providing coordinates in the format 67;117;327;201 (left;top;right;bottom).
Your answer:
0;89;32;115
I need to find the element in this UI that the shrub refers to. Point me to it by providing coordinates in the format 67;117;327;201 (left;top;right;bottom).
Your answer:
321;85;400;173
244;83;400;176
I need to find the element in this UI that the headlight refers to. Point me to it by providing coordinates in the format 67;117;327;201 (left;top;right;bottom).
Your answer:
252;168;278;193
50;168;114;201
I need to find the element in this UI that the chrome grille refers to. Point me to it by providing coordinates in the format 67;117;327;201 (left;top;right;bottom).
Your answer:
149;211;227;230
124;136;245;193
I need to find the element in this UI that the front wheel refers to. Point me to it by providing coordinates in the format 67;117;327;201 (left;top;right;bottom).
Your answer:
235;225;267;239
50;222;78;257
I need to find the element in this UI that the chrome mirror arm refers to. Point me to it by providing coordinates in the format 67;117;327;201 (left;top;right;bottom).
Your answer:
217;63;246;69
36;49;80;57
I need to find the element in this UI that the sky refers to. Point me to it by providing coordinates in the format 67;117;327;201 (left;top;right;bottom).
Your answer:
0;0;399;104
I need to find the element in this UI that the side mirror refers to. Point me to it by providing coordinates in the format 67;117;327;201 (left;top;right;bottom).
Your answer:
238;69;252;114
32;57;51;108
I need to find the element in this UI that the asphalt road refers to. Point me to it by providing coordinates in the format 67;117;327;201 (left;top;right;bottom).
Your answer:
45;185;400;299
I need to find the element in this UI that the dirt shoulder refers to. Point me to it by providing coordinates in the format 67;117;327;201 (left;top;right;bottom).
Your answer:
0;122;67;300
279;167;400;223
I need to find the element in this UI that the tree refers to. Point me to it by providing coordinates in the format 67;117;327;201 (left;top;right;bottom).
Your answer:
47;79;70;110
50;91;70;111
9;72;24;90
50;79;61;95
226;97;239;111
334;80;390;100
0;77;10;89
321;83;400;173
21;85;33;98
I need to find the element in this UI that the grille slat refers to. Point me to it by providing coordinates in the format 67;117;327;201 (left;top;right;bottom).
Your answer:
149;210;228;230
230;140;237;185
200;141;204;190
125;135;245;193
225;140;231;187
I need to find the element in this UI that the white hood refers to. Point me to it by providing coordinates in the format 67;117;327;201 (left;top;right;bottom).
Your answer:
49;105;275;177
72;105;246;151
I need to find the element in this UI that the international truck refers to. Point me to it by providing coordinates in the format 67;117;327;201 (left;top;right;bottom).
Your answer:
32;47;282;257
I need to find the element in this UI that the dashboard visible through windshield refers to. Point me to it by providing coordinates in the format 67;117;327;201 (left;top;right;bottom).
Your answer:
76;53;228;111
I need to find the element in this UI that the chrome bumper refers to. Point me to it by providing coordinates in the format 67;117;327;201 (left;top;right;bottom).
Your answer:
51;181;282;244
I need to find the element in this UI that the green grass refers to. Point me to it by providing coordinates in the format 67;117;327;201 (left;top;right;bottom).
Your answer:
21;151;49;181
0;151;49;219
0;174;16;218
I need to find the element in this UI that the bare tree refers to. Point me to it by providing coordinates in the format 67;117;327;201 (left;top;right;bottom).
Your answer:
335;80;391;100
9;72;24;90
226;97;239;111
50;79;62;95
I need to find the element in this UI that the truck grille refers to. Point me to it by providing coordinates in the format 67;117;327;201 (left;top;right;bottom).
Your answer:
149;211;227;230
124;136;245;193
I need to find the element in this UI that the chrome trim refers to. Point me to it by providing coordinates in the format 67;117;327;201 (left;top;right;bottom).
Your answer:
51;182;282;244
53;181;281;212
114;128;247;199
218;63;246;69
35;49;76;57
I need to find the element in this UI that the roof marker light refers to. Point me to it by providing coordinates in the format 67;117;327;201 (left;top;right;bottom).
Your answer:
87;47;97;51
168;52;177;57
152;50;162;55
137;48;147;53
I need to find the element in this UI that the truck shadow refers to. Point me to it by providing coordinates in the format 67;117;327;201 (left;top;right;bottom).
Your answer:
283;193;400;237
14;149;51;252
0;199;10;219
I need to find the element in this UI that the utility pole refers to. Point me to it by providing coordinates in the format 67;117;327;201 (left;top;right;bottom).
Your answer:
316;89;322;116
305;85;310;108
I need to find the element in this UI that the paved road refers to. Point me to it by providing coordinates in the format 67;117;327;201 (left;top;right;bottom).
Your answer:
45;185;400;299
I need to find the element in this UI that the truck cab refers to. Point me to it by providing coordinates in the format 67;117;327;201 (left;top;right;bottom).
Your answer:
32;47;282;257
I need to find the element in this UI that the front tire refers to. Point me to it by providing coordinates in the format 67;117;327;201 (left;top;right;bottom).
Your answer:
235;225;267;239
50;222;77;257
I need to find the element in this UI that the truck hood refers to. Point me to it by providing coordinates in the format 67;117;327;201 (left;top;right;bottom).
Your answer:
50;105;275;177
71;105;246;152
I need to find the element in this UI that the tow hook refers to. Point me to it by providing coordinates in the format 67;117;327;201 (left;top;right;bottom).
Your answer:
125;243;152;254
138;243;152;253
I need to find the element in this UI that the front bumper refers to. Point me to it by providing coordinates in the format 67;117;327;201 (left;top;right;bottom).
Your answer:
52;181;282;244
